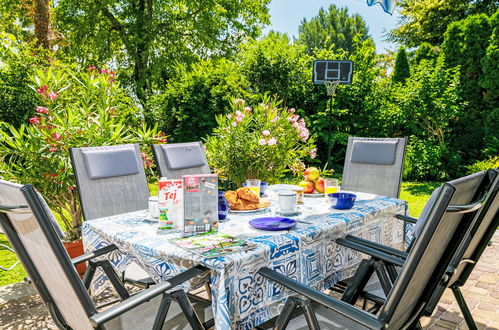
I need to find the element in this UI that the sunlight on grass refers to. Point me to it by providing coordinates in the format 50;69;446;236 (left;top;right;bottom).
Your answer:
400;181;441;217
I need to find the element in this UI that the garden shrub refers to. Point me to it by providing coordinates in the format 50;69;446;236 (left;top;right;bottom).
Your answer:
146;58;249;143
0;66;163;240
466;156;499;174
205;95;316;186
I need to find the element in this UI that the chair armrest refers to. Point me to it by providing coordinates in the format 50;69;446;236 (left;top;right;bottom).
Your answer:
342;235;408;259
258;267;384;330
336;238;405;267
71;244;118;266
89;265;209;326
395;214;418;224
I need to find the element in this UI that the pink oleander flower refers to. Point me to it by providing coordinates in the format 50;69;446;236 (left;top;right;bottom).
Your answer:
235;110;245;122
243;106;252;112
309;148;317;159
52;133;62;141
267;137;277;146
69;186;74;191
299;128;310;141
288;108;295;113
262;130;270;136
29;116;41;125
292;122;300;129
49;147;57;152
231;121;237;127
49;91;59;100
101;68;108;74
270;116;279;123
227;113;232;119
288;114;299;123
258;138;267;146
36;106;49;115
37;85;48;94
233;98;245;106
298;118;306;128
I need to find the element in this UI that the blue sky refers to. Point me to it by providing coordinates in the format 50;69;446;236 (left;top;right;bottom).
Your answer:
263;0;401;53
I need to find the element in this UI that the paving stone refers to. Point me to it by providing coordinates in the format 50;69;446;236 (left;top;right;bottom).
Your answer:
440;311;465;324
478;274;499;284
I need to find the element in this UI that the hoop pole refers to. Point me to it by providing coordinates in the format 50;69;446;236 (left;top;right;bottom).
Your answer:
323;80;340;169
326;94;334;168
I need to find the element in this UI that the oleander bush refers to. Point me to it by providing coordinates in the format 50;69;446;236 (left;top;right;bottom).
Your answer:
0;66;164;240
205;95;317;186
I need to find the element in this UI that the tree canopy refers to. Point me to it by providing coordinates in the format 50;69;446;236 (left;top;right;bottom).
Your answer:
297;4;370;54
55;0;270;102
388;0;498;47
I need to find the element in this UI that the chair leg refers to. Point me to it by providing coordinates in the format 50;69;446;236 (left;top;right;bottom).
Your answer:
452;286;478;330
300;298;320;330
97;260;130;300
204;282;212;301
172;289;205;330
275;296;300;330
342;259;375;304
153;293;172;330
82;261;98;289
374;261;393;297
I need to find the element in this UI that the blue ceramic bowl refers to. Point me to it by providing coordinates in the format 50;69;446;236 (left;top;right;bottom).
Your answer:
242;181;268;196
328;193;357;210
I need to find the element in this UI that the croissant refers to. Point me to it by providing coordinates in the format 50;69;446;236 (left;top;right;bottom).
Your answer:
236;187;259;203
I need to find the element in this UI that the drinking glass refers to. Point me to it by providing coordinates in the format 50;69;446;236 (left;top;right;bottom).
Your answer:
324;179;339;201
148;196;160;218
246;179;261;198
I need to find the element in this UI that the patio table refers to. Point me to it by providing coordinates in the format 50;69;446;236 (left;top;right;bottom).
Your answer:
82;190;407;329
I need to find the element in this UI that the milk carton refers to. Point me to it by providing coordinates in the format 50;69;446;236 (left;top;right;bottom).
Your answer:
182;174;218;237
158;177;183;229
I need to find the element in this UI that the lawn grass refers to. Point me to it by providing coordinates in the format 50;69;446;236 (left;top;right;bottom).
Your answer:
0;181;439;287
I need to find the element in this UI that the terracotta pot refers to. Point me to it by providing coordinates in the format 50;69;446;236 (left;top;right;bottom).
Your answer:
63;239;86;277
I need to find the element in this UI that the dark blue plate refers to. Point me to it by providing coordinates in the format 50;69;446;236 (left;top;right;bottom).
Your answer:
249;217;297;231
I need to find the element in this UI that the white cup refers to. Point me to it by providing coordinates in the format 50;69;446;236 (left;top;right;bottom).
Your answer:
278;191;297;213
148;196;159;218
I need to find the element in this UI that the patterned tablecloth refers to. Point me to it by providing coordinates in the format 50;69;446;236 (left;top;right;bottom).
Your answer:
82;191;407;329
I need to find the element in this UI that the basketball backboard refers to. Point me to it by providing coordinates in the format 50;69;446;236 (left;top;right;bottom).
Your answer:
313;60;354;85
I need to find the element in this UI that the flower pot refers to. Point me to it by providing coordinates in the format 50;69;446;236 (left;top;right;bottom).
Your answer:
63;239;86;277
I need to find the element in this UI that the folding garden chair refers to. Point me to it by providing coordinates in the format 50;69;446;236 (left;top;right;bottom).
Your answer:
0;179;213;330
151;142;210;179
341;137;407;198
70;144;154;288
335;170;498;327
257;169;490;329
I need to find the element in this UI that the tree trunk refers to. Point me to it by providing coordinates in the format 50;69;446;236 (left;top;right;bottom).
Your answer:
33;0;51;50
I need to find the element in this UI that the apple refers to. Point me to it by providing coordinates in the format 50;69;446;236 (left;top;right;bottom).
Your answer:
304;167;320;181
298;180;314;194
314;177;325;193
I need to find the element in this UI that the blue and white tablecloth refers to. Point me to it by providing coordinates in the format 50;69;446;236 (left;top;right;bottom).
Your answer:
82;191;407;329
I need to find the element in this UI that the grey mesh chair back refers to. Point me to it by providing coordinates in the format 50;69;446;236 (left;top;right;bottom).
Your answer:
378;170;488;328
341;137;407;198
448;172;499;287
70;144;150;220
0;180;96;330
152;142;210;179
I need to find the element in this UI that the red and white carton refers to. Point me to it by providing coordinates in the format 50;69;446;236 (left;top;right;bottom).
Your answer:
158;177;183;229
182;174;218;237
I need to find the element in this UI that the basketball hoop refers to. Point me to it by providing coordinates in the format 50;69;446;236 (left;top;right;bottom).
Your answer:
324;79;341;96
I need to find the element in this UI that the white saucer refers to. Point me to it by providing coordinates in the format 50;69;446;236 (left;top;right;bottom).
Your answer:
275;210;302;216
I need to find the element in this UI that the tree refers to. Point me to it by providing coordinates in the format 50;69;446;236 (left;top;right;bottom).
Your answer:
55;0;270;103
441;13;492;162
479;11;499;155
392;47;410;84
388;0;497;47
297;4;370;54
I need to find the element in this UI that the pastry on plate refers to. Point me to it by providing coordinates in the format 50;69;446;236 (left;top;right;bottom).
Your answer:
236;187;259;203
